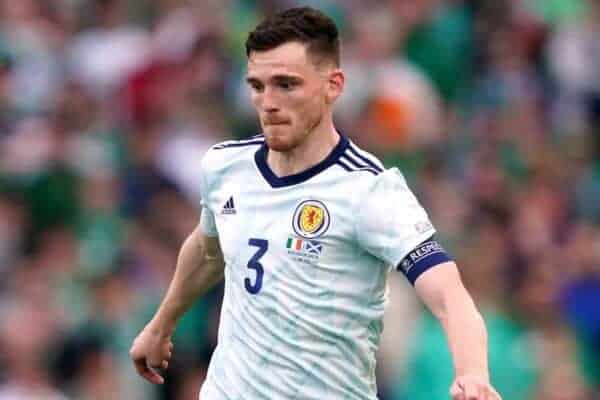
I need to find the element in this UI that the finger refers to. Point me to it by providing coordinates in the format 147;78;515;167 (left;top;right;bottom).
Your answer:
489;387;502;400
463;383;479;400
150;351;169;368
480;385;499;400
162;342;173;358
450;383;465;400
477;384;487;399
133;357;164;384
161;360;169;369
480;386;490;400
480;385;489;400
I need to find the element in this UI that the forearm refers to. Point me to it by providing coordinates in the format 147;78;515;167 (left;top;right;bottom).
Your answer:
439;291;489;379
415;262;490;380
150;229;224;334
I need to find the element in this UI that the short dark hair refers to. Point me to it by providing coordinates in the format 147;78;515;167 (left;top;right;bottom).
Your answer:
245;7;340;66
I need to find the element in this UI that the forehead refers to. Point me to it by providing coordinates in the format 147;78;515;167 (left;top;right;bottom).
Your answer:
247;41;317;78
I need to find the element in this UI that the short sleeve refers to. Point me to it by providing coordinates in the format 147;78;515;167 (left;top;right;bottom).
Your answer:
199;204;218;236
355;168;436;266
197;151;219;237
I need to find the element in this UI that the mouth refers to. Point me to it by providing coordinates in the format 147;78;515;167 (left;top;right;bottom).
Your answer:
263;118;290;126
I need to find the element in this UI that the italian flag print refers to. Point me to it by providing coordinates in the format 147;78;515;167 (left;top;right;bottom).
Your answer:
286;237;304;251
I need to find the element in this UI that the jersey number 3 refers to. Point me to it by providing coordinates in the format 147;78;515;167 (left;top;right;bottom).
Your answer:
245;238;268;294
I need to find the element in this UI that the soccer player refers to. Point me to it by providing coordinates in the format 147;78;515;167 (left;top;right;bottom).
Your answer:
130;7;501;400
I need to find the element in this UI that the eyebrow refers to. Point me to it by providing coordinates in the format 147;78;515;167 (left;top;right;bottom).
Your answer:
246;77;261;85
246;74;304;84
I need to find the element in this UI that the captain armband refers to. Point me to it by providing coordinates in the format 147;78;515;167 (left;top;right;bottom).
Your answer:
396;236;452;285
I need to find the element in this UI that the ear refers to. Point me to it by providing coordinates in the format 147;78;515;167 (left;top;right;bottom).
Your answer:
325;69;345;104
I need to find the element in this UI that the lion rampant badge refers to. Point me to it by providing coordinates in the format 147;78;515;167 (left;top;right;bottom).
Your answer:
292;200;330;239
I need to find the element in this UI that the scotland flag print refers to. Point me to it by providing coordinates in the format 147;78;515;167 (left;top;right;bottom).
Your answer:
286;237;323;262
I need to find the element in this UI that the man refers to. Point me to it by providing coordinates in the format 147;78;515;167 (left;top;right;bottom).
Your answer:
130;7;501;400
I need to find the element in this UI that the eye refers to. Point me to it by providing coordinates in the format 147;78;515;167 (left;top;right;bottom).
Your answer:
278;81;293;90
247;80;264;92
275;78;300;91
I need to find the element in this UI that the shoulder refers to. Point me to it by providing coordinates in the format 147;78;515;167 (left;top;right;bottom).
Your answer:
201;134;264;173
206;134;265;159
333;139;387;183
199;134;264;193
209;134;265;151
331;140;405;216
335;142;414;205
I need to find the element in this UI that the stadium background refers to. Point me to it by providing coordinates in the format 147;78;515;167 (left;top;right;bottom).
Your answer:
0;0;599;399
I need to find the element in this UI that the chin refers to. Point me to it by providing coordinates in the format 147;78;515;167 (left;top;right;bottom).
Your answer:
263;126;298;151
263;125;291;151
265;135;296;152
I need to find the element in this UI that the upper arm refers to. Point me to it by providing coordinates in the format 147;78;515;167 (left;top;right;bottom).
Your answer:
191;217;223;265
414;261;472;320
192;149;225;276
355;169;437;268
194;225;223;262
355;169;454;285
198;204;218;238
198;148;219;237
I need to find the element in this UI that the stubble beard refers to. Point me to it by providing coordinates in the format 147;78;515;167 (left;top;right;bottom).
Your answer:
265;112;323;153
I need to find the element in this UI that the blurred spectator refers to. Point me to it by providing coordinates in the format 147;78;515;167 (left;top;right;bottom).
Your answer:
68;0;151;99
0;274;68;399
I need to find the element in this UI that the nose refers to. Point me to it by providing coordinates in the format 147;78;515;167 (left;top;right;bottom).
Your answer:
258;87;280;113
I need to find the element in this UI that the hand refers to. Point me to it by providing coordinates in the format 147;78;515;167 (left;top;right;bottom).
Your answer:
130;324;174;384
450;375;501;400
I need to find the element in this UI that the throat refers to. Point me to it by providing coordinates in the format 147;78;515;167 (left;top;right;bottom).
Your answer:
268;150;314;177
266;132;340;178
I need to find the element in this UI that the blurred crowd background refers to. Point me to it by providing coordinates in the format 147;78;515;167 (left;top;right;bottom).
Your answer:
0;0;599;399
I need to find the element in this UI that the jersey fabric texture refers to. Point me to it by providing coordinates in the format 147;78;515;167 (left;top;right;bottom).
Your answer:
198;134;441;400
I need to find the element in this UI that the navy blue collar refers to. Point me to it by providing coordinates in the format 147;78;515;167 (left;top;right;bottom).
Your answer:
254;135;349;188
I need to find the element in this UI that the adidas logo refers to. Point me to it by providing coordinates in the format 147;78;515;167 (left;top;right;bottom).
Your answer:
221;196;236;215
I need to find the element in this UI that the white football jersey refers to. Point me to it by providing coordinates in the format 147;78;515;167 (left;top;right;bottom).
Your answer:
197;134;438;400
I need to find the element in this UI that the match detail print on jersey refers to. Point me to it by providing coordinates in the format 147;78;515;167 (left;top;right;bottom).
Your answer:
292;199;331;239
286;236;323;264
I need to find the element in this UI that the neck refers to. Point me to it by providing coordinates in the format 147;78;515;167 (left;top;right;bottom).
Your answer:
267;116;339;177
